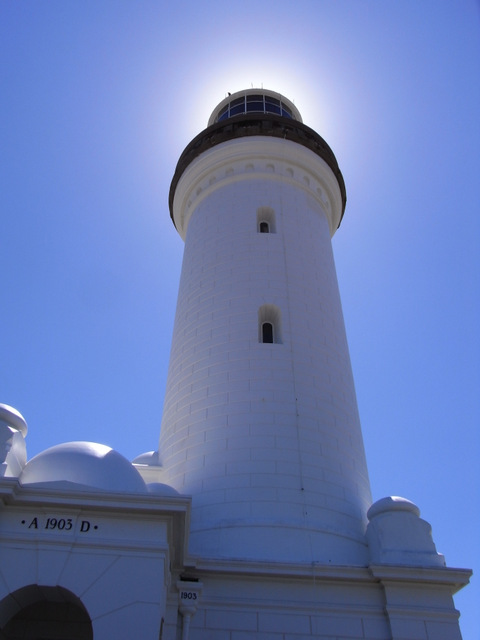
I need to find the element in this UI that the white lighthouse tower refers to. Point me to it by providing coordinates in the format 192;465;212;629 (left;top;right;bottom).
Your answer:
0;89;470;639
153;91;470;639
160;89;372;564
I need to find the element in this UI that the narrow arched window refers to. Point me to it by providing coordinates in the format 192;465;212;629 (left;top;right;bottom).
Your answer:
259;221;269;233
262;322;274;343
257;207;276;233
258;304;282;344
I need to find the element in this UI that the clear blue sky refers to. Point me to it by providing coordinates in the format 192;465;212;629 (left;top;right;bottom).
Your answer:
1;1;479;636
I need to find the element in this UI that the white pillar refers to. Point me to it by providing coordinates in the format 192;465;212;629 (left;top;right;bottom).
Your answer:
160;90;372;565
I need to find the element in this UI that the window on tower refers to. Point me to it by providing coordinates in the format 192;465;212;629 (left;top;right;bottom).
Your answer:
262;322;274;343
246;94;264;113
258;304;282;344
213;92;297;123
257;206;276;233
259;221;269;233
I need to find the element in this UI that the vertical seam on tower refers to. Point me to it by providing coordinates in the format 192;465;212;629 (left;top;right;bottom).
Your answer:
279;138;314;563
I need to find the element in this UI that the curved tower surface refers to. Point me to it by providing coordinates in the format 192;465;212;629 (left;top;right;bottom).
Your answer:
160;89;372;565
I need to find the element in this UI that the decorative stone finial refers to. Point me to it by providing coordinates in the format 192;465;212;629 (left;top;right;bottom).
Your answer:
367;496;445;567
0;404;28;477
0;404;28;436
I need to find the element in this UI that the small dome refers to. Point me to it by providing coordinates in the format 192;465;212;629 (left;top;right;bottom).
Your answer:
20;442;147;493
0;404;28;436
367;496;420;520
147;482;180;496
132;450;160;466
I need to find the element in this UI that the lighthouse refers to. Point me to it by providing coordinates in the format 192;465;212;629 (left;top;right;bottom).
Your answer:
159;89;372;564
0;88;470;639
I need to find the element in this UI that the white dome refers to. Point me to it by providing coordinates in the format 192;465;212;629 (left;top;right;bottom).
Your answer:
0;403;28;435
132;450;160;466
20;442;147;493
146;482;180;496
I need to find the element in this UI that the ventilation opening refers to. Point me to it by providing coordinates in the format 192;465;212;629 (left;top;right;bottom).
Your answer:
258;304;282;344
0;585;93;640
257;206;276;233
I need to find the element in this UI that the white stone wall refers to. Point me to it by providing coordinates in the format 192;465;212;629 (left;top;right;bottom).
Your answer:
0;485;181;639
160;138;372;564
163;568;391;640
162;560;468;640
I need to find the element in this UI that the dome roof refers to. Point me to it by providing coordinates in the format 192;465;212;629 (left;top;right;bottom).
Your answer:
146;482;180;496
367;496;421;520
20;442;147;493
0;403;28;435
132;450;160;466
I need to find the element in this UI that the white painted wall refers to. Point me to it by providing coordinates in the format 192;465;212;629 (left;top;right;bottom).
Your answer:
163;567;391;640
0;482;189;639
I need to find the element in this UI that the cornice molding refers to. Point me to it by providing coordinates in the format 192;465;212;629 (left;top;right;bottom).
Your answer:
169;114;346;233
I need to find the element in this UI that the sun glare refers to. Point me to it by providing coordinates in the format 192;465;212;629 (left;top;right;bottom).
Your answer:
159;56;341;177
